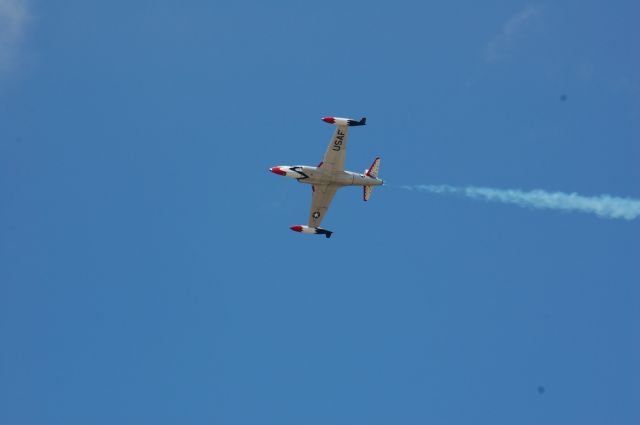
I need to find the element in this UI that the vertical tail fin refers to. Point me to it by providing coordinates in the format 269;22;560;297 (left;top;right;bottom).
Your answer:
364;157;381;202
366;157;380;178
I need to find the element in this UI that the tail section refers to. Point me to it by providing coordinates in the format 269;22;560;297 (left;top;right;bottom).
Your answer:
366;157;380;178
364;186;374;201
364;157;381;201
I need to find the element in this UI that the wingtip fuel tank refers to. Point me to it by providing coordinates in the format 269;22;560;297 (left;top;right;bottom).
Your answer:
322;116;366;126
269;166;287;176
289;225;333;238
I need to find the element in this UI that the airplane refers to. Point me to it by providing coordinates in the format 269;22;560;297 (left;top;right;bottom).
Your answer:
269;116;383;238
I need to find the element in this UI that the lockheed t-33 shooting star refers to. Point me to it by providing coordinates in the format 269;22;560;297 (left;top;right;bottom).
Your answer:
269;116;383;238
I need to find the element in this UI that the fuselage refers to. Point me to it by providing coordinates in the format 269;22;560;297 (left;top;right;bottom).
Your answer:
269;165;383;187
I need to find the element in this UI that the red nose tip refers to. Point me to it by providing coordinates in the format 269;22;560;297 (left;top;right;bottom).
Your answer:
322;117;336;124
270;167;286;176
290;225;303;232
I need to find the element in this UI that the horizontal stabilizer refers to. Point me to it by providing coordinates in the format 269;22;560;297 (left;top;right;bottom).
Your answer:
364;186;374;201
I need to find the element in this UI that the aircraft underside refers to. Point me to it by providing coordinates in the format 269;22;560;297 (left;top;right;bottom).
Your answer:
269;116;383;238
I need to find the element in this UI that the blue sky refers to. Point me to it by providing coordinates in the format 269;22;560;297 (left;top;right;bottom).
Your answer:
1;1;639;424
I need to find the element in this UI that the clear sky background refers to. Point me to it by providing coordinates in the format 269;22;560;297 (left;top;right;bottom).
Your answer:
1;1;639;424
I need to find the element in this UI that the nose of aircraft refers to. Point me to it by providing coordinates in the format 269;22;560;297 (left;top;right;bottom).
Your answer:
270;166;287;176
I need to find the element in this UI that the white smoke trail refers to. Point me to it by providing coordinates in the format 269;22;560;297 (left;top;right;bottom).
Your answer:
401;184;640;220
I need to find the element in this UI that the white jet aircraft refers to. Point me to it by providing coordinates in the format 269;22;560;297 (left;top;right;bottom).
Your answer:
270;116;383;238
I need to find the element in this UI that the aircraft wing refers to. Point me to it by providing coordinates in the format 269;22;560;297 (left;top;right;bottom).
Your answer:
308;184;338;227
321;125;350;172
